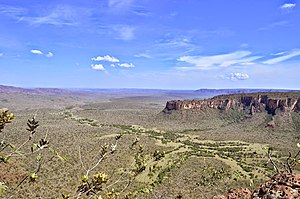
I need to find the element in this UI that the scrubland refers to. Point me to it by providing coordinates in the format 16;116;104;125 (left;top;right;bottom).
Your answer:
1;91;299;198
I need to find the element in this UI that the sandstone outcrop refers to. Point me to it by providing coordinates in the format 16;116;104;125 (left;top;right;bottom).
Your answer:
252;172;300;198
214;172;300;199
163;93;300;116
213;188;252;199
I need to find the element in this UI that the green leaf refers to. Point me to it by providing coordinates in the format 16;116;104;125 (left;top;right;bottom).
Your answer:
31;144;38;153
81;175;88;183
0;182;8;196
4;156;11;163
264;147;269;152
61;193;71;199
249;179;254;187
36;155;41;162
56;154;67;161
49;147;67;161
29;173;38;182
0;156;11;163
140;187;151;194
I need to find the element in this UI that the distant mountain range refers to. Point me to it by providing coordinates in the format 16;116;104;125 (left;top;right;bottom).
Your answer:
0;85;299;96
194;88;300;95
0;85;80;95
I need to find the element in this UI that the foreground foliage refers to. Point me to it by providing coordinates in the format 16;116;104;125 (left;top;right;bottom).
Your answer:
1;106;300;198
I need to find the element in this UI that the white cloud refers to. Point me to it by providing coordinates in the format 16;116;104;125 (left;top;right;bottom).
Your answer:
221;73;249;81
134;53;152;58
30;49;54;58
160;37;192;48
0;53;3;57
0;5;91;27
262;49;300;64
47;51;54;57
151;33;205;59
132;9;151;17
20;6;90;26
91;55;120;62
91;64;105;71
240;43;249;48
175;66;203;71
118;63;135;68
114;26;136;41
271;52;286;56
30;49;43;55
177;49;300;71
46;52;53;58
0;5;27;18
108;0;134;9
90;55;135;70
177;51;262;69
239;62;255;66
281;3;296;9
259;21;289;31
157;35;199;53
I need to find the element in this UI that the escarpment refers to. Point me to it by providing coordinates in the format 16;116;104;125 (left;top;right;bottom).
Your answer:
163;93;300;115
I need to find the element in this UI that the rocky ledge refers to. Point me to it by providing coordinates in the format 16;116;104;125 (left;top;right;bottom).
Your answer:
213;172;300;199
163;93;300;115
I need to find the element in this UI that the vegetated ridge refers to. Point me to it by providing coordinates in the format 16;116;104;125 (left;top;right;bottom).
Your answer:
0;85;83;95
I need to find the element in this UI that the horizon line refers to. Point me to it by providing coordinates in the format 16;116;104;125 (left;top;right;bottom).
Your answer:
1;84;299;91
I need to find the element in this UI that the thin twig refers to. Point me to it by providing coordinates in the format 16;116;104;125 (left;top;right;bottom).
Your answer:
285;152;293;173
86;140;118;176
267;149;279;173
8;138;31;157
78;146;87;173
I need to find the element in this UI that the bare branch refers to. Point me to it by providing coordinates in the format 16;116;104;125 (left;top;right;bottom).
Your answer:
78;146;87;173
266;148;279;173
285;152;293;173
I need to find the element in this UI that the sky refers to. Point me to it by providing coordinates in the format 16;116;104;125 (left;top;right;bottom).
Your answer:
0;0;299;89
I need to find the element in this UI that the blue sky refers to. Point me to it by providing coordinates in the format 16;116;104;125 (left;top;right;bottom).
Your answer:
0;0;299;89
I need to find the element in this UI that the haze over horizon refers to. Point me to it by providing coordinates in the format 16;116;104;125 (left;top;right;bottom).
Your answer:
0;0;299;90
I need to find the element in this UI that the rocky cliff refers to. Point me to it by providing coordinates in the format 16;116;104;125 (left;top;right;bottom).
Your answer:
163;93;300;116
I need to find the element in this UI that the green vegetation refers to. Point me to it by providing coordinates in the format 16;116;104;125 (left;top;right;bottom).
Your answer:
291;112;300;131
1;91;300;198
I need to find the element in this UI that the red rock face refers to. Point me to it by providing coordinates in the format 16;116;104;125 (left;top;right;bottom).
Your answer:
214;173;300;199
213;188;252;199
266;99;279;115
252;172;300;198
163;94;300;115
293;99;300;112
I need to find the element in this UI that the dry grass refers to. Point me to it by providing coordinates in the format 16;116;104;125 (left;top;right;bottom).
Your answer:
1;91;299;198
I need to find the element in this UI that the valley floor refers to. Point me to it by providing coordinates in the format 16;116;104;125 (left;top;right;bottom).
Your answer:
1;91;299;198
